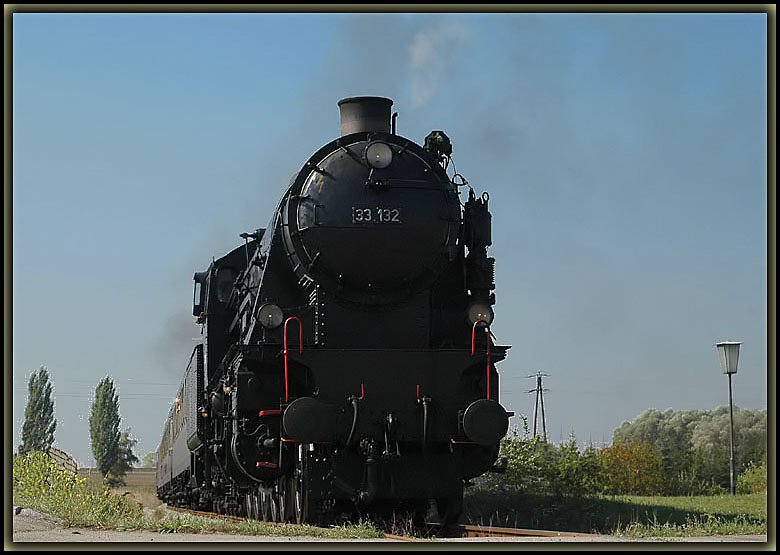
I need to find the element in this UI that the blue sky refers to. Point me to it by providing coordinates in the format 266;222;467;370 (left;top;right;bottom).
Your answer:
12;12;768;466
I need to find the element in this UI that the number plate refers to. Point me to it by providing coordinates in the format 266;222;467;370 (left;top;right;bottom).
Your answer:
351;207;402;224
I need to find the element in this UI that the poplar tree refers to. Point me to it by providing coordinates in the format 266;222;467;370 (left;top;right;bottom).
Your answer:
89;376;121;478
19;366;57;454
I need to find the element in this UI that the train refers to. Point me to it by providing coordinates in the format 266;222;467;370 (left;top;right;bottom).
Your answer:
156;96;511;526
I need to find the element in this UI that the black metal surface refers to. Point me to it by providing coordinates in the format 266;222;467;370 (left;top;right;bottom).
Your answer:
282;397;338;443
281;131;460;306
462;399;510;445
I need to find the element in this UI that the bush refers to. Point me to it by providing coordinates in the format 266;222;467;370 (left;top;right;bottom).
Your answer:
499;421;605;496
597;440;665;495
500;422;561;494
737;458;767;494
12;451;144;527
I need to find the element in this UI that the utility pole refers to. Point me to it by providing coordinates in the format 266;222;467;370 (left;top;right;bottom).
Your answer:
527;372;549;441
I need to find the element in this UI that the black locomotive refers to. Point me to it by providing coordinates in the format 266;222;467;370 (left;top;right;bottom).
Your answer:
156;97;511;525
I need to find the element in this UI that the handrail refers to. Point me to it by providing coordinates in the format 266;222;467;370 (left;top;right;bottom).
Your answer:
283;316;303;402
471;320;492;399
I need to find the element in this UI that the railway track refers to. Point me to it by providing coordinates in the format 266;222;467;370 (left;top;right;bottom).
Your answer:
449;524;601;539
165;506;601;541
385;523;602;540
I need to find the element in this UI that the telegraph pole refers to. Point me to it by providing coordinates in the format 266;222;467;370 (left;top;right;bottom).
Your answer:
527;372;550;441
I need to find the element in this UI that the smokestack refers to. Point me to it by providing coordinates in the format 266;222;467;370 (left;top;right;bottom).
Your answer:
338;96;393;136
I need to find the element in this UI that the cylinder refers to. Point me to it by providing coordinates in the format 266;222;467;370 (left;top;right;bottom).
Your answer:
338;96;393;135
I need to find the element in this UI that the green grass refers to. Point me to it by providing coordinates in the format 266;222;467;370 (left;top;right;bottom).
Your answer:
13;452;382;540
464;486;767;537
17;451;766;539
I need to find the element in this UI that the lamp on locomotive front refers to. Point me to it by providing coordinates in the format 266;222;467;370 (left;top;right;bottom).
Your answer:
715;340;741;495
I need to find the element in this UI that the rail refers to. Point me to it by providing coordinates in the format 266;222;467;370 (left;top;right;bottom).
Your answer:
457;524;601;538
165;506;602;541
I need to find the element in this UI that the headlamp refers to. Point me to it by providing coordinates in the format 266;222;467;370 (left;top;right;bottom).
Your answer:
467;303;494;326
365;141;393;169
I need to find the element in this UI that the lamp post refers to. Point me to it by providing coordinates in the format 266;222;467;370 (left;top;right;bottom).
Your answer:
715;341;741;495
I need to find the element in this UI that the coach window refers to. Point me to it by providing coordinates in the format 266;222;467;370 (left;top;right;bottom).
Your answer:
216;267;236;303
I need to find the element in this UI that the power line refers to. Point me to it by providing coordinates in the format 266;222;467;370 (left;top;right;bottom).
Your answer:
526;371;550;441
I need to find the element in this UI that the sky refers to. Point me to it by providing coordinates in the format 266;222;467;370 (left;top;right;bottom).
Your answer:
11;10;769;467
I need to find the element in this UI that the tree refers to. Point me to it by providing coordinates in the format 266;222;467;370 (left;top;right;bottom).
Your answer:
19;366;57;455
141;451;158;468
107;429;139;485
613;406;767;494
556;436;604;495
89;376;121;479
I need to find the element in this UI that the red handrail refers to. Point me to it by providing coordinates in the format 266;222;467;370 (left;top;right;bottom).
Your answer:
283;316;303;402
471;320;492;399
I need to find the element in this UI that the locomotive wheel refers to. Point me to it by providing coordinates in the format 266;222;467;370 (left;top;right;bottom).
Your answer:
270;488;281;523
292;445;316;525
246;492;260;521
254;492;261;521
260;489;272;522
278;477;291;523
292;467;306;525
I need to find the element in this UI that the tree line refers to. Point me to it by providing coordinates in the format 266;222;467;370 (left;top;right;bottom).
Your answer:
17;366;138;485
491;408;767;497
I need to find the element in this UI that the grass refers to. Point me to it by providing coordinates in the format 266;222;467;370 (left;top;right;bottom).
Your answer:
16;452;766;539
138;508;382;539
13;452;383;540
463;486;767;537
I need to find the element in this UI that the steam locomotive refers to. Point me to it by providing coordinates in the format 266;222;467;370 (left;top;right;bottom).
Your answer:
156;97;511;526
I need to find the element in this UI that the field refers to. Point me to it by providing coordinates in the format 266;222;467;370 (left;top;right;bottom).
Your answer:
78;467;156;487
463;488;768;537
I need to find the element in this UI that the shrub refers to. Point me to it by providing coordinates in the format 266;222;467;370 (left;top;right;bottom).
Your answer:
737;458;767;494
500;422;560;494
598;439;665;495
12;451;144;527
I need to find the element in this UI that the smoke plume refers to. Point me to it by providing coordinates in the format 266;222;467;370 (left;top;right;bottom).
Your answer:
408;19;472;108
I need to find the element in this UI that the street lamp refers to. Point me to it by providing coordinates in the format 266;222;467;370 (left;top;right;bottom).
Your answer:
715;340;741;495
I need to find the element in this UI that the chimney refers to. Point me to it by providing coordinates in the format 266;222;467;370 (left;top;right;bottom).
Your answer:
338;96;393;136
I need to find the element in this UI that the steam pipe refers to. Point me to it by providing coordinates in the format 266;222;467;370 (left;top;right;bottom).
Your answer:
346;396;360;446
356;454;378;506
422;397;430;445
